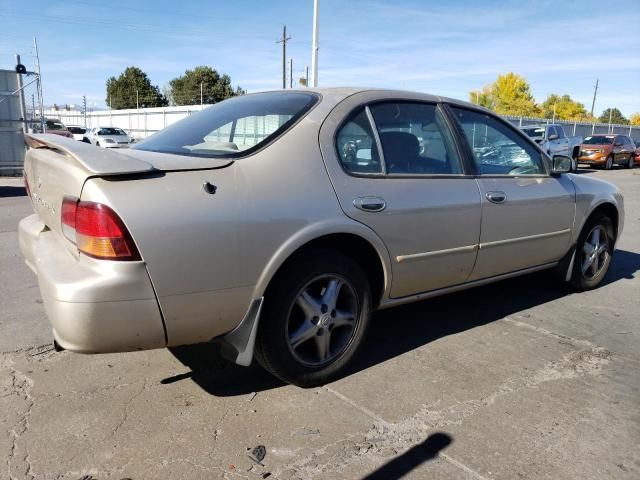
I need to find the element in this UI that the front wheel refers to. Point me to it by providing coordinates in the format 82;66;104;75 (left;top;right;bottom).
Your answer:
605;155;613;170
95;141;100;147
570;214;615;291
256;250;372;387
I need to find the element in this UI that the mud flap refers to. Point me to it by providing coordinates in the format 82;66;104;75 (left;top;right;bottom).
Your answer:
217;297;263;367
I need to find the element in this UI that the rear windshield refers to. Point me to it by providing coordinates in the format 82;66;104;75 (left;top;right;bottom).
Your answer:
522;127;545;138
583;136;614;145
133;92;319;158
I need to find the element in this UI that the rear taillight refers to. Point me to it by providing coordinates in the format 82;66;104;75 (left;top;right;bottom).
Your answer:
61;197;140;261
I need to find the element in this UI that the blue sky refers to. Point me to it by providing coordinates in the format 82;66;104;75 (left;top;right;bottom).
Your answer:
1;0;639;116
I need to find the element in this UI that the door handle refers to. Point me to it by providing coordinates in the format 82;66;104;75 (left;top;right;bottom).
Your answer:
486;191;507;204
353;196;386;212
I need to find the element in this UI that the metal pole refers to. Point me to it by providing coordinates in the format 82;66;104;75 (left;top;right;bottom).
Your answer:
277;26;290;89
305;66;309;87
289;58;293;88
200;82;203;107
33;37;45;132
15;54;28;133
590;79;598;118
608;109;612;134
311;0;319;87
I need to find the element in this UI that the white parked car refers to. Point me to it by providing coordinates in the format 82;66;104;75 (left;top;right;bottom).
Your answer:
66;125;88;141
83;127;133;148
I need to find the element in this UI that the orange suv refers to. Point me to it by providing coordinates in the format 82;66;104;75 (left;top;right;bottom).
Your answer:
578;134;637;169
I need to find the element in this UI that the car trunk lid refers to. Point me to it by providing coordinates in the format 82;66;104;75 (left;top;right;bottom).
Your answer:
23;134;233;251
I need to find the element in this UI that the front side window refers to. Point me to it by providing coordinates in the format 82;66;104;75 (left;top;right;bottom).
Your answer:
335;109;382;174
555;126;566;138
369;102;462;174
450;107;547;175
134;92;318;158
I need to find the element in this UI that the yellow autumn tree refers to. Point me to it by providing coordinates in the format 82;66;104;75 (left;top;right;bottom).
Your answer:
630;113;640;126
540;94;587;120
469;73;538;116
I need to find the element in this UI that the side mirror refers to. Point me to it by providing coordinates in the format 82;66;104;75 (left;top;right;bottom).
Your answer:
548;133;559;141
552;155;572;175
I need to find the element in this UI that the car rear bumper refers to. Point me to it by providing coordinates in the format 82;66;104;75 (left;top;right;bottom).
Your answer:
19;214;166;353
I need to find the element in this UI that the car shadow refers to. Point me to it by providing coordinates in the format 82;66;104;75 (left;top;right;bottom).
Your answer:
167;249;640;397
0;186;26;198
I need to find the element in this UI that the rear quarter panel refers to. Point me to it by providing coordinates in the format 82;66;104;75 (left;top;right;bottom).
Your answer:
80;97;391;347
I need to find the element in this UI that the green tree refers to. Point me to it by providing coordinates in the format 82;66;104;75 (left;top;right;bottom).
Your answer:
598;108;628;125
540;94;587;120
469;73;538;116
106;67;167;109
629;112;640;126
468;85;494;109
169;66;245;106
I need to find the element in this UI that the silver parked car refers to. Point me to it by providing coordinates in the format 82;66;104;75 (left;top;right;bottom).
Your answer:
19;88;624;386
83;126;133;148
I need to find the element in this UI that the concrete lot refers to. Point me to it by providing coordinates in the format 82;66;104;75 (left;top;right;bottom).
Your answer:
1;169;639;480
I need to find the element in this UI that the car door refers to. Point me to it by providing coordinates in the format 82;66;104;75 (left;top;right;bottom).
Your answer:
554;126;571;156
320;97;481;298
448;106;575;280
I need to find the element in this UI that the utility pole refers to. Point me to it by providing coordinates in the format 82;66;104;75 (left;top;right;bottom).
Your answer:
590;79;598;118
33;37;44;131
200;81;203;106
306;66;309;87
311;0;319;87
15;54;28;133
608;108;613;133
276;25;291;89
289;58;293;88
136;89;139;110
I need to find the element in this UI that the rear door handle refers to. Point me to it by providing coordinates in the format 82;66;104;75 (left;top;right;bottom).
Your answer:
486;191;507;204
354;196;386;212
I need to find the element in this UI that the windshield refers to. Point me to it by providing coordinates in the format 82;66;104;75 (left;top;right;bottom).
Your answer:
133;91;319;158
98;128;126;135
522;127;545;138
46;120;65;130
67;127;86;134
583;136;614;145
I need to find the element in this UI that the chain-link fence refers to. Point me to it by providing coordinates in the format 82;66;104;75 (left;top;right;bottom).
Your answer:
503;115;640;142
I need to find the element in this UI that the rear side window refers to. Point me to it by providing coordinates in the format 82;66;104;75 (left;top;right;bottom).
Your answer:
336;109;382;174
134;92;318;158
369;102;462;174
451;106;547;175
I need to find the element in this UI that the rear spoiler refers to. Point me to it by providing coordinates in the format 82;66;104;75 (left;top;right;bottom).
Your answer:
25;134;155;176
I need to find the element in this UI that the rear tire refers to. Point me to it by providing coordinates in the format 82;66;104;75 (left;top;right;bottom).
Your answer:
626;155;634;169
570;214;615;291
96;141;100;147
255;250;372;387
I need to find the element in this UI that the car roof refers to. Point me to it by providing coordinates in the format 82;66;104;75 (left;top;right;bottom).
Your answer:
247;87;491;113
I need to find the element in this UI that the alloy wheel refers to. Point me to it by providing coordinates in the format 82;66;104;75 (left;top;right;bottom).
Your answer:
581;225;609;280
285;274;359;367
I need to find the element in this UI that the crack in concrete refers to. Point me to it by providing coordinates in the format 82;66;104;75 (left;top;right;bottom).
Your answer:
276;346;611;479
6;368;35;480
109;378;147;440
